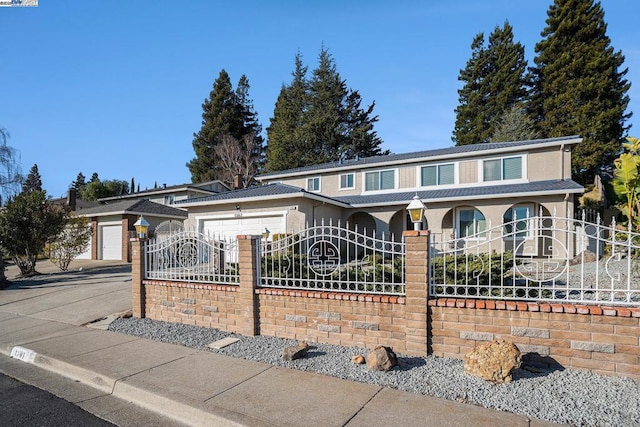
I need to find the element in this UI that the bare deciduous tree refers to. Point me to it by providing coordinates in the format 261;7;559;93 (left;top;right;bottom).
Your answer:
214;133;260;189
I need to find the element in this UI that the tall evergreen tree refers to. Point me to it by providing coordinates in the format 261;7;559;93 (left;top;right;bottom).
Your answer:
188;70;244;183
0;127;22;283
453;22;528;145
71;172;86;195
265;52;310;171
529;0;631;184
265;48;386;172
22;164;42;193
235;75;265;175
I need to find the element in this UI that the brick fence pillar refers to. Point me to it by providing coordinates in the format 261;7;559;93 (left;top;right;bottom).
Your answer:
403;230;430;356
237;235;260;336
131;238;146;318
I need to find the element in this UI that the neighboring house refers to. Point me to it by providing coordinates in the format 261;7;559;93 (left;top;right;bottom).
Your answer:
97;180;229;206
75;199;187;262
178;136;584;255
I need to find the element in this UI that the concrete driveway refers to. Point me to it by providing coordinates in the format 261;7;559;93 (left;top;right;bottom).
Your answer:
0;259;132;326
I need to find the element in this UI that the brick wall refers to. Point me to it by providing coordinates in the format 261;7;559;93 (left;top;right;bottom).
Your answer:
429;298;640;379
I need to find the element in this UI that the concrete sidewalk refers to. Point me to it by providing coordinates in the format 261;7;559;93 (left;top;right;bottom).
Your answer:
0;260;563;426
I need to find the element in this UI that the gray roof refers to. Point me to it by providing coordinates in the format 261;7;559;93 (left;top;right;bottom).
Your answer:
334;179;584;207
176;180;583;209
175;183;349;207
77;199;187;218
257;136;582;179
97;180;226;202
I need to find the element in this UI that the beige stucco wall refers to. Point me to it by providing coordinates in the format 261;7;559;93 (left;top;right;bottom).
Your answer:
266;144;573;195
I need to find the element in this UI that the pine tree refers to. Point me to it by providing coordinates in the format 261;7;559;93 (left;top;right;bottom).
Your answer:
529;0;631;184
453;22;529;145
265;48;386;172
265;52;310;171
187;69;243;183
22;164;42;193
89;172;99;183
71;172;86;194
235;75;265;176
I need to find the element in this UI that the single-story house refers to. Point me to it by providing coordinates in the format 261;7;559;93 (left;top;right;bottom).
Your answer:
177;136;584;255
75;199;187;261
97;180;229;206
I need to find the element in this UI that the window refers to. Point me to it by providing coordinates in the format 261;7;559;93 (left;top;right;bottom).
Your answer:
503;205;532;238
339;173;355;189
483;156;522;181
163;195;174;205
458;208;486;238
364;170;395;191
421;163;455;186
307;177;320;192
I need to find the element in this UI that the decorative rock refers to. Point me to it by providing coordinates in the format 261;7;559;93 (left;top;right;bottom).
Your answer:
464;339;522;383
365;346;397;371
282;342;309;361
352;355;365;364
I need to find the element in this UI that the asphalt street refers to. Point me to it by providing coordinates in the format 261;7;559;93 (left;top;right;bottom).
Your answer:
0;371;115;427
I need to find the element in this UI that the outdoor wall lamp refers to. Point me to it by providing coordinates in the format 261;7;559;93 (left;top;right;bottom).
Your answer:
134;216;150;238
262;227;270;240
407;195;426;231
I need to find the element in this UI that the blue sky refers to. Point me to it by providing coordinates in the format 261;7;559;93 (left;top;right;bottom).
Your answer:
2;0;638;198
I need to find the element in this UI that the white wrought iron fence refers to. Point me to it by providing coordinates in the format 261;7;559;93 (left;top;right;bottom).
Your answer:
429;212;640;306
260;220;405;295
145;230;239;284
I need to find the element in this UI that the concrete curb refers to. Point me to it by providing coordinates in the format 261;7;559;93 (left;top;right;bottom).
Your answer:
2;344;246;427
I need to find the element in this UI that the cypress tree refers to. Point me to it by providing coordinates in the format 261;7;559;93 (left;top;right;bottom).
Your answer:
529;0;631;184
454;22;529;145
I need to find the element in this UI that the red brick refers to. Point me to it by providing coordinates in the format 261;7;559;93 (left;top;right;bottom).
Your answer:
630;308;640;318
496;301;506;310
516;302;528;311
527;302;540;312
540;303;552;313
575;305;590;315
616;308;632;317
506;301;517;311
562;304;577;314
602;307;617;316
550;304;564;313
589;306;603;315
476;300;486;309
485;301;496;310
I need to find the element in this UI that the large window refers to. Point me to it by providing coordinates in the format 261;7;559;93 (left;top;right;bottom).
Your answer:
483;156;522;181
339;173;355;190
307;177;320;192
503;205;532;238
364;170;395;191
421;163;454;186
458;208;486;238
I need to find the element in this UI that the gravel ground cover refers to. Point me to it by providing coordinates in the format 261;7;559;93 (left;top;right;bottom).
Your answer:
109;317;640;426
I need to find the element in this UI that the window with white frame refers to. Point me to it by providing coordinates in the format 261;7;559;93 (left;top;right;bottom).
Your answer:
503;204;533;238
457;208;486;238
339;173;355;190
364;170;395;191
163;195;175;205
420;163;455;186
307;177;320;192
483;156;522;181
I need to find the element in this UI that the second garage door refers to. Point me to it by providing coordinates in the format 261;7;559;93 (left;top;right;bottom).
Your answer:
100;224;122;260
201;215;284;240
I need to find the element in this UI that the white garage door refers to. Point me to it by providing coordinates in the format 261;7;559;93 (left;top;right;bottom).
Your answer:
100;225;122;260
201;215;284;241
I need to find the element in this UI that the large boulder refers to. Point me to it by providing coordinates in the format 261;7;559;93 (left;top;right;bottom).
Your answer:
366;346;397;371
464;339;522;383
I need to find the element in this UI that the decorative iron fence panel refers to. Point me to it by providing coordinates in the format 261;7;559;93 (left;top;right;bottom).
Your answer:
429;213;640;306
260;222;405;295
145;230;239;285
